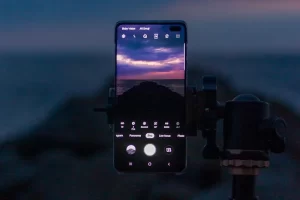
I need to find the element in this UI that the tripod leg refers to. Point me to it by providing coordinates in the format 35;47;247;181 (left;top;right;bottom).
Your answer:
229;175;259;200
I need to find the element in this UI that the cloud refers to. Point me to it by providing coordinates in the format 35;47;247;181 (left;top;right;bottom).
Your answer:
0;24;115;52
153;0;300;20
0;0;171;26
145;47;173;53
1;0;300;53
117;54;184;68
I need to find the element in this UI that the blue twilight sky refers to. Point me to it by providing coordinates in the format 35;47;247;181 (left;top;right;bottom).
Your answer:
1;0;300;53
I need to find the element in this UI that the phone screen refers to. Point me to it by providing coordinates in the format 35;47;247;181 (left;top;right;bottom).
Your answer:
114;22;187;173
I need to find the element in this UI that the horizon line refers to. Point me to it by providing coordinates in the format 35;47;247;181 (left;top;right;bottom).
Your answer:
1;50;300;57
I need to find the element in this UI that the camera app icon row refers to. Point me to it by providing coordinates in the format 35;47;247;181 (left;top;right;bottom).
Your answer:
119;121;181;131
126;144;173;156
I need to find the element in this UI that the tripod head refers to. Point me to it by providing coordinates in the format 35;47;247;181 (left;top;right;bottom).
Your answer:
197;76;286;161
196;76;286;200
94;75;287;200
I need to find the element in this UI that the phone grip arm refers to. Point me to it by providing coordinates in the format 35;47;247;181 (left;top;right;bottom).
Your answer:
199;76;224;159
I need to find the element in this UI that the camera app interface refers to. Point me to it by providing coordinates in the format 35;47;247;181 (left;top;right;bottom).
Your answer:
114;23;186;172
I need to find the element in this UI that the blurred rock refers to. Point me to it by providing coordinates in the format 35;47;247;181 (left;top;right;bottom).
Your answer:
156;136;227;189
0;145;35;199
13;80;113;159
26;149;160;200
148;182;200;200
1;66;300;199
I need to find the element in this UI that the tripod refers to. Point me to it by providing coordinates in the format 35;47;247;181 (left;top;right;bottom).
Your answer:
197;76;286;200
95;76;286;200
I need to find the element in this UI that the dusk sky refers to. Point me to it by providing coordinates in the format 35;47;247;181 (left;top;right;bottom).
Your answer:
1;0;300;53
116;25;185;80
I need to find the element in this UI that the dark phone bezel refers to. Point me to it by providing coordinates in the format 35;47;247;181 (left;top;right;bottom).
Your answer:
114;20;188;43
113;20;188;174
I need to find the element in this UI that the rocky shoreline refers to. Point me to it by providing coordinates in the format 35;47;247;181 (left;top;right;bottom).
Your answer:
0;67;299;199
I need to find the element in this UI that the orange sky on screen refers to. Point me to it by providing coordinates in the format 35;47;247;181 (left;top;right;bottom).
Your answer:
118;70;185;80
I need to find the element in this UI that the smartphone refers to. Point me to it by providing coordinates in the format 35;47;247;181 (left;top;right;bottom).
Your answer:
114;21;187;173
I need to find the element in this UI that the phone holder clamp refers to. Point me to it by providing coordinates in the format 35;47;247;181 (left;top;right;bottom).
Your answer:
94;88;116;131
94;76;286;200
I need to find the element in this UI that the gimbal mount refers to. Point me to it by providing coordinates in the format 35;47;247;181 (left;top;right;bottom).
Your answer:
95;76;286;200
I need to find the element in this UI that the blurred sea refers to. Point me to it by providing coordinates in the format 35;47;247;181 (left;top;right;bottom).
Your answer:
0;53;299;139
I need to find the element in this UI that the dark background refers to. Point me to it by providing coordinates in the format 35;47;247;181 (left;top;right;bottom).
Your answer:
0;0;300;199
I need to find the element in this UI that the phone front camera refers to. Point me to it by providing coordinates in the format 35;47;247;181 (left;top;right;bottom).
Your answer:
169;26;181;32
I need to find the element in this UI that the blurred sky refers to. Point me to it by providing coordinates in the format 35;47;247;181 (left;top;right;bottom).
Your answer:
1;0;300;53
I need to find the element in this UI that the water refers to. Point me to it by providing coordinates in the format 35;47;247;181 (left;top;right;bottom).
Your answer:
0;53;300;139
195;54;300;111
0;53;114;139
